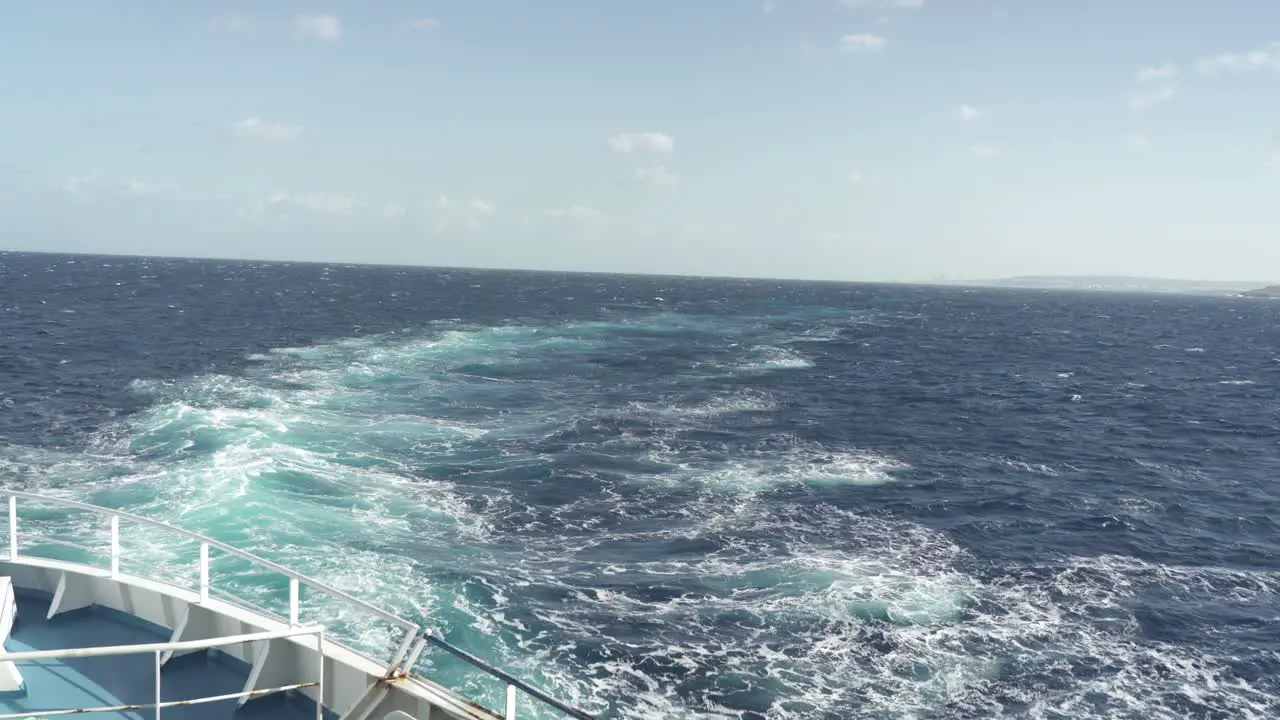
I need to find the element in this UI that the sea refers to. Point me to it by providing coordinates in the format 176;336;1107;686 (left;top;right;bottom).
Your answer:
1;250;1278;720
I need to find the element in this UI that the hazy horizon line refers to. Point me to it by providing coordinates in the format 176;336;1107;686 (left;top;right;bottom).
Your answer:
1;247;1274;290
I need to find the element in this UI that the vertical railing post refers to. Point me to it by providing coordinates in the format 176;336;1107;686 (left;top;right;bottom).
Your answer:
8;496;16;561
110;515;120;578
289;578;300;627
316;628;325;720
199;543;210;602
505;684;517;720
154;649;163;719
387;626;419;675
398;633;429;678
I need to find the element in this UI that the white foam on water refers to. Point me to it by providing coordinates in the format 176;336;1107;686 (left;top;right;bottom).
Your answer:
5;332;514;661
567;313;740;336
628;391;779;420
469;500;983;719
79;326;908;713
417;497;978;718
970;555;1280;720
447;459;1280;720
984;456;1070;476
605;550;1277;717
1114;496;1164;516
39;323;904;716
732;346;815;373
5;318;1275;718
645;443;905;491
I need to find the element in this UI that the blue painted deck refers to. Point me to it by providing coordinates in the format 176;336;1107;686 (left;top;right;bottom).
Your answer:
1;594;320;719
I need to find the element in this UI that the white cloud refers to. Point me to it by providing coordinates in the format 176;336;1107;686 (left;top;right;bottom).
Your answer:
435;195;496;232
52;175;398;221
606;132;675;154
635;165;680;186
122;180;184;199
209;14;261;34
60;176;100;199
540;205;609;240
839;33;887;53
762;0;777;15
262;191;365;215
58;176;204;203
296;15;342;41
544;205;604;223
1135;63;1178;83
1128;63;1177;111
969;144;996;158
847;169;869;185
1128;83;1176;110
409;18;440;30
246;190;426;223
469;199;496;214
958;104;980;122
231;117;303;143
1196;43;1280;75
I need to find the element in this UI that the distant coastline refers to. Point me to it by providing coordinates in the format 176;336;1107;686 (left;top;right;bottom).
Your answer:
1241;285;1280;299
0;250;1275;292
971;276;1275;297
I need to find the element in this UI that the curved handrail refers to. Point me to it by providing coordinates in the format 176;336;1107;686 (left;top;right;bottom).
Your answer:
0;490;600;719
424;634;598;720
0;624;325;720
3;490;415;631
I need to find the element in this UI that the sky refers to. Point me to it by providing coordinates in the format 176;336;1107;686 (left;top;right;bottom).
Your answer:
1;0;1278;283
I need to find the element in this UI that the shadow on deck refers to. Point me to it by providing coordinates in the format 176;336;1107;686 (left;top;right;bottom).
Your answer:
1;594;322;719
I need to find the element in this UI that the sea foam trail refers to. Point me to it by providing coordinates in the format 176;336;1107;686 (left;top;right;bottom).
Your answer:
2;318;908;716
2;309;1276;718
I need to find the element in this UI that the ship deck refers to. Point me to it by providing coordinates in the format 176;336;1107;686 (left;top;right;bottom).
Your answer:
1;593;320;720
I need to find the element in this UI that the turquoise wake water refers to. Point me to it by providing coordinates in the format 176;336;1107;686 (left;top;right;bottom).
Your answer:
10;318;972;718
4;255;1280;719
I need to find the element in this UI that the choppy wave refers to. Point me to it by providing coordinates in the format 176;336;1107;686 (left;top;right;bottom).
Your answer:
3;255;1280;718
4;317;910;715
15;319;1279;718
733;346;816;373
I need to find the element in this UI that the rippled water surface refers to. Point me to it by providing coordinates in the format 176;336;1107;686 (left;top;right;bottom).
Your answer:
1;251;1278;719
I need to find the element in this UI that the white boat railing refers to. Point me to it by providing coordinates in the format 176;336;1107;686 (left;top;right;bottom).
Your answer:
0;491;599;720
422;633;598;720
2;491;422;674
0;624;325;719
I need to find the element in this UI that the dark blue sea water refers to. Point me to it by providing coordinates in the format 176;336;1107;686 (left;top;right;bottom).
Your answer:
2;250;1278;719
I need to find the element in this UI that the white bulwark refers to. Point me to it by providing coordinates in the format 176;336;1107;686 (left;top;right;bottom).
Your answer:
0;491;597;720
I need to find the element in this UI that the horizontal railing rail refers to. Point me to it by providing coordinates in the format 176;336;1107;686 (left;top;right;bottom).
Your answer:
2;489;417;666
0;624;322;662
0;491;600;719
424;633;598;720
5;491;415;628
3;490;421;673
0;624;325;719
